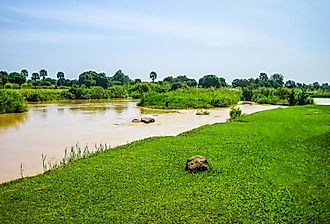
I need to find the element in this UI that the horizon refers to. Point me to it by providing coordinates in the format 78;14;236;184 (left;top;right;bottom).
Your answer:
1;0;329;83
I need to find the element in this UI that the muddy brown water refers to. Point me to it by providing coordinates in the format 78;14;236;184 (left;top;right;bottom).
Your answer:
0;100;288;183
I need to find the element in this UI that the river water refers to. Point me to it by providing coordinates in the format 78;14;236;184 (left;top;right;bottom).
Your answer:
1;99;327;183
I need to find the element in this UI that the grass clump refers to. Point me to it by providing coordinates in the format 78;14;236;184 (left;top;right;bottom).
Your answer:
138;88;241;109
0;90;28;113
229;107;242;120
0;106;329;223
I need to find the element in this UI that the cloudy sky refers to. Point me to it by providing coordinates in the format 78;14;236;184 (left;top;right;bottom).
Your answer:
0;0;329;83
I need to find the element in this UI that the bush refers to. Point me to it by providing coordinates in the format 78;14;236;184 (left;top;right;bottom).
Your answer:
0;90;28;113
108;86;129;98
229;107;242;120
138;88;241;109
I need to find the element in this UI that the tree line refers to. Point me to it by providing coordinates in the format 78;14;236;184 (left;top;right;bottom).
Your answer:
0;68;329;91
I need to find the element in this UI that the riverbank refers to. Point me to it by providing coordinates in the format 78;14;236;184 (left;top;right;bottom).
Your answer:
1;105;329;223
0;101;284;183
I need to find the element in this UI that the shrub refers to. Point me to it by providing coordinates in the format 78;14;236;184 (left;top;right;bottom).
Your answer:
229;107;242;120
138;88;241;109
0;90;28;113
108;86;129;98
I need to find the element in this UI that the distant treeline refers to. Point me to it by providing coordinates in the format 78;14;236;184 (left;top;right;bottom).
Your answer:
0;69;329;91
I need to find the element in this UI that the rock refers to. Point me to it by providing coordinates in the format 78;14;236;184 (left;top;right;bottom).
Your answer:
131;118;141;123
185;155;208;172
196;110;210;115
141;117;155;124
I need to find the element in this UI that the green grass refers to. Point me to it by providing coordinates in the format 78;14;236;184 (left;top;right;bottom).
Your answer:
0;106;329;223
0;90;28;113
138;88;241;109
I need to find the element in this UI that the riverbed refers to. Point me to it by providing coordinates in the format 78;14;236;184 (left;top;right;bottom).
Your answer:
3;99;327;183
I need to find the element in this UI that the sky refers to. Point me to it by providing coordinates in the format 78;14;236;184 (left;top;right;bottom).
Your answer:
0;0;329;83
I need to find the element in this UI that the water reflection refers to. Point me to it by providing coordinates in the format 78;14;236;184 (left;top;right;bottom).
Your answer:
0;112;28;132
113;104;126;114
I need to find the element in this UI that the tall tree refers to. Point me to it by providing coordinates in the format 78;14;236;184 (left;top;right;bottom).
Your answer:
270;73;284;88
285;80;296;88
198;74;221;88
149;71;157;82
57;71;65;80
111;70;130;85
39;69;48;80
257;72;271;87
0;71;9;87
56;71;65;86
31;72;40;81
8;72;26;86
21;69;28;78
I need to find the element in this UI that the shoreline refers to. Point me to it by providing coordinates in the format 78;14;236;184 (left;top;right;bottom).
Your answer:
0;102;285;184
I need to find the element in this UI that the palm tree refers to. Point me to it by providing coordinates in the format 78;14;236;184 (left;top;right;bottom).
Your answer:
149;71;157;82
39;69;48;80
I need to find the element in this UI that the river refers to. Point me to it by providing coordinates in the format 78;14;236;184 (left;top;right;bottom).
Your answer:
1;99;328;183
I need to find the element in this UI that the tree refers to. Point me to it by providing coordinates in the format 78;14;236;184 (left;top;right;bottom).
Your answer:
39;69;48;80
8;72;26;86
0;71;9;87
198;74;226;88
56;71;65;86
270;73;284;88
79;71;96;88
285;80;296;88
21;69;28;78
199;74;220;88
94;72;110;89
257;72;271;87
312;82;320;90
31;72;40;81
57;71;65;80
218;77;227;87
163;76;174;83
149;71;157;82
111;70;130;85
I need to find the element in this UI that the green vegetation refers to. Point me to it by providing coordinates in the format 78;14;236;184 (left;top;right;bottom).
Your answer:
0;90;28;114
242;87;314;105
1;68;328;107
138;88;241;109
229;107;242;120
0;106;329;223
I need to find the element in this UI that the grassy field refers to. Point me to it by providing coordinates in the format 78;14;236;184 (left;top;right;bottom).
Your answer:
138;88;241;109
0;105;329;223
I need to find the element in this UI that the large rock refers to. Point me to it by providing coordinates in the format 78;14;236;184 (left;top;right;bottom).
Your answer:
141;117;155;124
185;155;208;172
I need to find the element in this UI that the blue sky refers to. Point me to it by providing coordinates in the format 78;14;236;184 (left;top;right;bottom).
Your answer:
0;0;329;83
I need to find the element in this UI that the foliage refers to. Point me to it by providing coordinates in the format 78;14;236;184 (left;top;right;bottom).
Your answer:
19;89;66;101
39;69;48;80
0;90;28;113
111;70;130;85
8;72;26;86
0;106;329;223
163;75;197;88
149;71;157;82
0;71;9;87
229;107;242;120
108;85;129;98
198;74;227;88
138;88;241;109
251;87;314;105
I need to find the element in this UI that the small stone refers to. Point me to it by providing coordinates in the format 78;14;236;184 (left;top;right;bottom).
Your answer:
185;155;209;172
141;117;155;124
196;110;210;115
